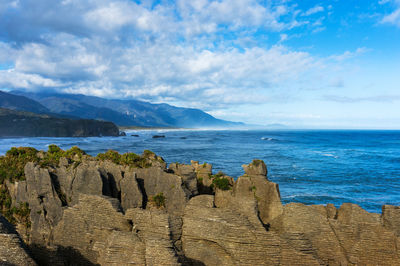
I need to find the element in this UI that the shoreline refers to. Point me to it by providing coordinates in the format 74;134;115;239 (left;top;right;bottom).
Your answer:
0;146;399;265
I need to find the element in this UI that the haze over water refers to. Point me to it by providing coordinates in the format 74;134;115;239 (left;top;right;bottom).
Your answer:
1;129;399;213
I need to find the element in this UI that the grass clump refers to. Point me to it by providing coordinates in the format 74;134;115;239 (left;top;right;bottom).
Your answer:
151;192;166;208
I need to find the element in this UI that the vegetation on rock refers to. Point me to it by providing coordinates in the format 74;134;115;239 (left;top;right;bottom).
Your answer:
0;145;86;227
0;185;30;228
40;145;86;167
0;147;40;183
252;159;263;167
151;192;166;208
96;150;153;168
210;171;232;190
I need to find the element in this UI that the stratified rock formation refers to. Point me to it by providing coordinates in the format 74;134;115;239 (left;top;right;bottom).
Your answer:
0;214;37;265
0;147;400;265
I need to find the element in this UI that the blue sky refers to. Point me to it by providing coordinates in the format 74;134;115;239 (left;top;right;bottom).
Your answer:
0;0;399;128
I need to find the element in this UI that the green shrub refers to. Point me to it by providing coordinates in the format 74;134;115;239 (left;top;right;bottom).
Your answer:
152;193;166;208
0;147;40;184
212;176;231;190
252;159;263;167
40;145;86;168
0;185;30;227
48;144;62;154
96;150;121;164
97;150;152;168
209;171;224;179
143;150;155;157
209;172;231;191
64;146;86;159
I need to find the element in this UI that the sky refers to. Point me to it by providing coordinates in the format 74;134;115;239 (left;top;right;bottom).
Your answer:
0;0;400;129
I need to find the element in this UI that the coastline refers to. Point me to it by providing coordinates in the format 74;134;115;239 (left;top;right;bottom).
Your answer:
0;146;399;265
0;130;399;213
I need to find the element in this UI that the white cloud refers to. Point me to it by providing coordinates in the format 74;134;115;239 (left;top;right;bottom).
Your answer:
381;8;400;26
323;95;400;103
0;69;61;89
0;0;336;112
329;47;370;61
380;0;400;27
302;5;324;16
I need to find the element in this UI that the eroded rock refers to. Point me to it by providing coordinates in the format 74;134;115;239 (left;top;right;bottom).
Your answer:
1;150;400;266
0;214;37;266
52;194;131;264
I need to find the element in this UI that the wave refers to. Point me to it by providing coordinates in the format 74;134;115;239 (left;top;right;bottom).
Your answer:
311;150;339;158
261;137;277;141
321;153;338;158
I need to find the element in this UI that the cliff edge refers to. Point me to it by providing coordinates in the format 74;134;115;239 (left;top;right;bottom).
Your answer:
0;146;399;265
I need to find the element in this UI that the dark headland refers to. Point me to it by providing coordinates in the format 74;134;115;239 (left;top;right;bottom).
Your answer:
0;108;120;137
0;146;400;265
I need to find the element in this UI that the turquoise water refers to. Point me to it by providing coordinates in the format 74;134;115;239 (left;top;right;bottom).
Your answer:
1;130;399;212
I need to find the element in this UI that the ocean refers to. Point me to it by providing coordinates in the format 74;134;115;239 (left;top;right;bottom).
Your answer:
1;129;399;213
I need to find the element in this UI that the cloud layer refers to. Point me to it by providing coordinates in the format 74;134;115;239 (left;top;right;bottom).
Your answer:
0;0;329;109
0;0;395;126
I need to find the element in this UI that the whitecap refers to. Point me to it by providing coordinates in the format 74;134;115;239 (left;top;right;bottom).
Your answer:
261;137;275;141
321;153;339;158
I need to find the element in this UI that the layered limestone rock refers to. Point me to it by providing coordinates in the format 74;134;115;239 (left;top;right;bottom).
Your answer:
1;149;400;266
214;159;283;225
382;204;400;236
168;163;198;196
329;203;400;265
270;203;347;265
182;195;320;265
120;171;143;211
0;214;37;265
125;208;180;265
52;194;132;264
191;160;213;188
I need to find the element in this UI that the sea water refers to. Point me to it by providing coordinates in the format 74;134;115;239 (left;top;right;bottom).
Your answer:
1;129;399;213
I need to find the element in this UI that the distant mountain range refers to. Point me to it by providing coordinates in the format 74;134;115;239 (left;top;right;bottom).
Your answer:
0;91;49;114
6;90;244;128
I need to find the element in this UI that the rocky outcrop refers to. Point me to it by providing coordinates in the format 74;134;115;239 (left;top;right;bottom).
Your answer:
214;159;283;225
0;214;37;265
191;160;212;187
382;204;400;236
1;148;400;265
182;195;319;265
52;194;131;264
125;208;180;265
169;163;198;196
